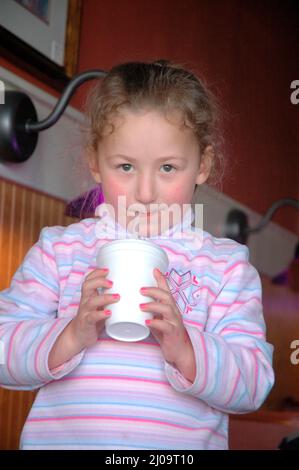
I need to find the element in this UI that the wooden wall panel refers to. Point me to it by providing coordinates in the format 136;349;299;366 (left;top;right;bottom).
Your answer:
0;177;78;450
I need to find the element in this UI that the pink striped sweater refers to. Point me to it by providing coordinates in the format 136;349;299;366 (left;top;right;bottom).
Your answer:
0;207;274;449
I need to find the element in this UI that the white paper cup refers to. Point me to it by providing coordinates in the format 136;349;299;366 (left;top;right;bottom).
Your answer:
96;239;169;342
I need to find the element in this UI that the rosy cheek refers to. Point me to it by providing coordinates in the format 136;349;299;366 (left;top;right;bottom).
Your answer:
164;185;190;205
102;179;128;206
108;180;122;194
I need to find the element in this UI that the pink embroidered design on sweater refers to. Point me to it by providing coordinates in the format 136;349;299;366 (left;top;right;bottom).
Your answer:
166;269;201;315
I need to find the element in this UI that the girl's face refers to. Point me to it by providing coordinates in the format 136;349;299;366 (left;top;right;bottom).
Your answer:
89;108;212;236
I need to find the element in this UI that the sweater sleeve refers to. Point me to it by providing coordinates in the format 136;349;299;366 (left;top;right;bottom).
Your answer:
0;227;85;391
165;244;275;414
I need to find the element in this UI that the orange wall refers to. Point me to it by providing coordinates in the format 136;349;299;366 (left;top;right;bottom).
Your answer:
1;0;299;235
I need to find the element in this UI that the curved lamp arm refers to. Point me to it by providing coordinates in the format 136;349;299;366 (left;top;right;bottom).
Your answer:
0;69;107;163
246;198;299;235
225;198;299;244
25;69;107;133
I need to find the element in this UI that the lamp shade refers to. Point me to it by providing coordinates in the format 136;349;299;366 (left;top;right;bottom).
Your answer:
0;91;38;163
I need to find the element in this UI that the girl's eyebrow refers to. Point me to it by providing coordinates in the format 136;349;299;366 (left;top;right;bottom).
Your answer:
108;154;186;162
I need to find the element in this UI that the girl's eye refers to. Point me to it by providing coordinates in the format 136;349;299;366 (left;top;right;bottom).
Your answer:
118;164;133;172
117;163;176;173
161;164;176;173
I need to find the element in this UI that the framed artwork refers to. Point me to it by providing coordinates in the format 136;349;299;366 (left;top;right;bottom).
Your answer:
0;0;82;91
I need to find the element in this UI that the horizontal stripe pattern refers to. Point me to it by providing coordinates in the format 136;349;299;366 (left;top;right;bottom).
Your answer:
0;212;274;449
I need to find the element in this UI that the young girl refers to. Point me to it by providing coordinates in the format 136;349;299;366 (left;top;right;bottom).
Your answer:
0;60;274;450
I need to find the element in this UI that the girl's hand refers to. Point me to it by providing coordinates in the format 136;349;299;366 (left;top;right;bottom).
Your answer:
140;268;196;382
69;268;120;350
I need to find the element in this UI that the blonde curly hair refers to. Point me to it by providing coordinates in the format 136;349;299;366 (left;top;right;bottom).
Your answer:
81;59;225;188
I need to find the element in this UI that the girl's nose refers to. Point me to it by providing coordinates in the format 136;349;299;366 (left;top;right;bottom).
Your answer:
135;175;157;204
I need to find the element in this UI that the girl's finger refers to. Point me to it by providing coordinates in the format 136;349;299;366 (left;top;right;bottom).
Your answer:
140;301;175;321
153;268;170;292
140;286;170;304
139;269;172;304
82;273;112;295
86;293;120;310
146;318;176;335
85;268;109;281
87;308;112;325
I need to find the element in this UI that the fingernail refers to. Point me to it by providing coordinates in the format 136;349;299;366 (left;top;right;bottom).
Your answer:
101;268;109;273
140;303;147;309
140;287;148;293
145;319;151;325
112;294;120;299
155;268;162;275
103;309;111;316
106;280;113;286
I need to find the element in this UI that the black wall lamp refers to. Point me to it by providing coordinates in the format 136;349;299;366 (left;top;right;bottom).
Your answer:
0;69;107;163
224;198;299;244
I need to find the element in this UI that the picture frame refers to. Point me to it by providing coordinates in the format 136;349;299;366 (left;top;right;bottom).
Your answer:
0;0;82;91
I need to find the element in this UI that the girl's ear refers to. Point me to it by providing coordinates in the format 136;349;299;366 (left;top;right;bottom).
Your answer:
87;149;102;183
195;145;214;185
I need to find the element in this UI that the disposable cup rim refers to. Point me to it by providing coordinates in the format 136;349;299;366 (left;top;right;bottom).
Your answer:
97;239;169;265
